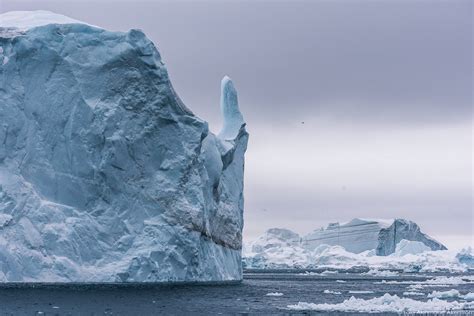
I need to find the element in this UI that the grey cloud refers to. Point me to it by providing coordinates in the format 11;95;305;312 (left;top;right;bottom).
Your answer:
1;0;472;246
2;1;472;127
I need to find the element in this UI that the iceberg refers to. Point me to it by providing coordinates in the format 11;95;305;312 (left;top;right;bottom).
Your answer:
250;228;301;253
243;228;311;269
243;219;467;272
455;247;474;268
0;11;248;282
303;218;446;255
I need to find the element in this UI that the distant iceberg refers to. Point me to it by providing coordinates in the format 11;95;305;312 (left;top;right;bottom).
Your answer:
243;219;469;272
302;218;446;255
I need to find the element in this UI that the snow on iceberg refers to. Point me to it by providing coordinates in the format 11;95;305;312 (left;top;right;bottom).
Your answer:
393;239;431;256
249;228;301;253
252;243;469;272
287;294;474;313
0;10;89;31
243;228;311;269
0;11;248;282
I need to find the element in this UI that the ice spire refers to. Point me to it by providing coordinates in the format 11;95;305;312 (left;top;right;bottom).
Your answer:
218;76;245;140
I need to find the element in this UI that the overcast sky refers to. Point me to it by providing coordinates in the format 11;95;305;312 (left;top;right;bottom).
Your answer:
1;0;472;249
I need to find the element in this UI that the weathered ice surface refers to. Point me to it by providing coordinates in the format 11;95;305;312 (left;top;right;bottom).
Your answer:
0;11;248;282
303;218;389;254
303;218;446;255
243;228;311;268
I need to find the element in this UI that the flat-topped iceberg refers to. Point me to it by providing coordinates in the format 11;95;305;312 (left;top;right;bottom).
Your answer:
243;219;468;272
0;11;248;282
303;218;446;255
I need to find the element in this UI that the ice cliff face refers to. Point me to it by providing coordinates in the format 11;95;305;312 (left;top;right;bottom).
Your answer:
0;11;248;282
303;218;389;254
376;219;447;256
303;218;447;255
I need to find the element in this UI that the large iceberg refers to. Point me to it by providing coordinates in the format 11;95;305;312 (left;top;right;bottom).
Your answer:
0;11;248;282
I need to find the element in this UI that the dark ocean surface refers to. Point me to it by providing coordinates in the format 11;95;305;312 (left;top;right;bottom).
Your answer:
0;270;473;315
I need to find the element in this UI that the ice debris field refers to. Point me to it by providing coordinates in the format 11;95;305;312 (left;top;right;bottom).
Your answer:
287;293;474;313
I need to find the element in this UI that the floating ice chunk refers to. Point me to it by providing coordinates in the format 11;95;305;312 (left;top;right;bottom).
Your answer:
403;291;425;296
287;294;474;313
349;290;374;294
298;270;338;276
421;276;474;285
362;269;399;277
407;284;424;290
218;76;245;140
463;293;474;301
428;289;461;299
266;292;284;296
428;290;474;301
298;271;319;276
324;290;342;295
376;276;474;290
